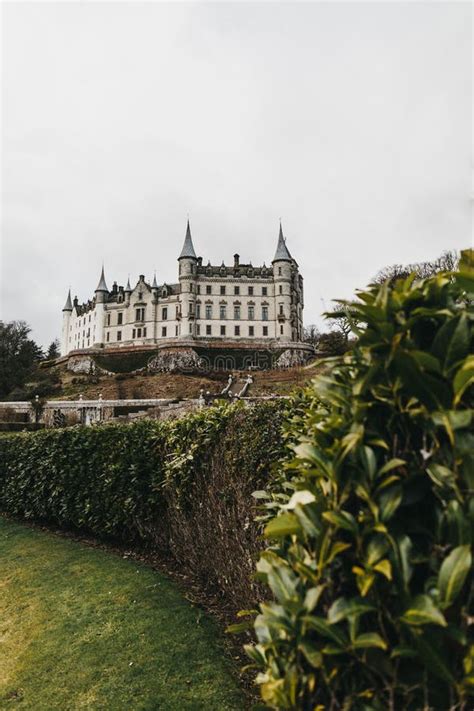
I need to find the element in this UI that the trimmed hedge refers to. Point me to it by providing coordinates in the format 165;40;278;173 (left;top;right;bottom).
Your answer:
0;400;287;610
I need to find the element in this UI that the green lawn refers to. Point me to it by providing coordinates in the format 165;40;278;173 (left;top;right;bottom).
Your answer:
0;516;245;710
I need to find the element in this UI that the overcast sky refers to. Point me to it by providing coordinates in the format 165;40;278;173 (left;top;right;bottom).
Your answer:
1;1;472;347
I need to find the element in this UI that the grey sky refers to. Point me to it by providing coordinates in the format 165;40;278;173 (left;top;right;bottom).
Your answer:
1;1;472;347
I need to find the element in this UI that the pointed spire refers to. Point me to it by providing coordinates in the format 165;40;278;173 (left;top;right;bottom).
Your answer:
178;219;197;259
272;221;292;262
63;288;73;311
152;272;158;289
95;265;108;292
125;276;131;293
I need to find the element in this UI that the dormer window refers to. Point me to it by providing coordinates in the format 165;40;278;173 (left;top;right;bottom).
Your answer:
138;291;143;300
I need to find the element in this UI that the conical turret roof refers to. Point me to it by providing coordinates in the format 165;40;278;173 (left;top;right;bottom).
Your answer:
272;222;292;262
125;276;132;292
63;289;73;311
178;220;197;259
95;266;108;292
152;273;158;289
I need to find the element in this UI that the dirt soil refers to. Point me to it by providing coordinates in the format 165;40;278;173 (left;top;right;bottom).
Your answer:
50;360;323;401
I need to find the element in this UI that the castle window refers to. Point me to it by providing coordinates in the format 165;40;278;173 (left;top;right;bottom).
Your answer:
220;325;226;336
138;291;143;300
234;325;240;336
262;287;268;296
162;307;168;320
234;305;241;320
107;314;111;326
248;286;254;296
196;304;201;318
176;325;179;336
135;307;145;321
106;332;110;342
248;305;255;320
280;325;284;335
220;305;226;319
117;331;122;341
279;304;284;315
137;328;142;338
263;326;268;336
249;326;254;337
205;305;212;319
220;285;226;295
196;324;200;335
206;285;212;295
117;312;123;325
197;285;201;295
206;324;212;336
234;286;240;296
279;285;283;294
132;328;136;338
278;267;282;275
262;306;269;321
162;326;167;337
190;283;194;292
143;327;147;337
189;324;193;334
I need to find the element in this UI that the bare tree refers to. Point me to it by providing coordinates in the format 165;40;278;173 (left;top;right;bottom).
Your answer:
373;250;459;285
303;324;320;347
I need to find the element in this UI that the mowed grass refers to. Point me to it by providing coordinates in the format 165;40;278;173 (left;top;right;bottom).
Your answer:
0;517;245;710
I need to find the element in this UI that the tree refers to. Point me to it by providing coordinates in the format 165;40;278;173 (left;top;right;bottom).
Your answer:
46;339;60;361
302;324;320;347
373;249;459;284
0;321;44;399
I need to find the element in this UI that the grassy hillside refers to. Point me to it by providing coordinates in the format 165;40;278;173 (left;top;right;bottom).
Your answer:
48;360;323;400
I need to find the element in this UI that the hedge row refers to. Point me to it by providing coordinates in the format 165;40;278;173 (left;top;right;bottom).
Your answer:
0;400;287;611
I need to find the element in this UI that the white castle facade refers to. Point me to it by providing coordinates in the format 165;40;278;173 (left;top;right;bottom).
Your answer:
61;222;305;358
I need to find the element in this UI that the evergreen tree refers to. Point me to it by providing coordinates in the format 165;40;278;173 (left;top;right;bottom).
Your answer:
46;339;60;361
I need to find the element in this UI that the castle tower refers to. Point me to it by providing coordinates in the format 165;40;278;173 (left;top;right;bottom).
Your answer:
61;289;73;356
178;220;198;338
272;223;293;342
93;266;108;346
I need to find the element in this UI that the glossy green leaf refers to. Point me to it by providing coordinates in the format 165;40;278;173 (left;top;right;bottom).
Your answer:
353;633;387;651
264;513;302;539
438;545;472;608
322;510;358;533
299;642;323;668
400;595;447;627
327;597;375;624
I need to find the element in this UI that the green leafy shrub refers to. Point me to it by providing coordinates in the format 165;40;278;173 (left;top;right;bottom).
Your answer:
0;400;286;612
245;256;474;710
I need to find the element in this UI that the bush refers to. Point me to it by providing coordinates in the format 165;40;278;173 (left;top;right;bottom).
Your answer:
245;256;474;710
0;400;287;612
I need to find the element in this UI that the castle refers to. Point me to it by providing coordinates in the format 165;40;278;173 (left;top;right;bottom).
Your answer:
61;222;310;370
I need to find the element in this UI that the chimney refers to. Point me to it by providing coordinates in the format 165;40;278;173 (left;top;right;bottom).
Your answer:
234;254;240;268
